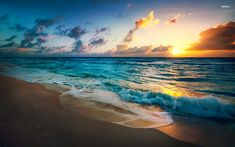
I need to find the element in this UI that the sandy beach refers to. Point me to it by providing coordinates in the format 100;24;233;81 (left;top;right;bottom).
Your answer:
0;76;198;147
158;115;235;147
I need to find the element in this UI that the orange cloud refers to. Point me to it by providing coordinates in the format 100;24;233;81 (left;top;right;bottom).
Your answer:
165;13;192;24
188;21;235;51
123;11;159;43
135;11;159;28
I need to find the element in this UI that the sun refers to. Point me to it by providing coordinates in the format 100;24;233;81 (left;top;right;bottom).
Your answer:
171;47;185;56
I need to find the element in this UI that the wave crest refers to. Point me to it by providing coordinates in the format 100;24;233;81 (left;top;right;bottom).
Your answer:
118;88;235;120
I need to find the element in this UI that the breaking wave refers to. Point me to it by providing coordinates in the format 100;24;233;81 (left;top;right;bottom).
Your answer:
117;88;235;120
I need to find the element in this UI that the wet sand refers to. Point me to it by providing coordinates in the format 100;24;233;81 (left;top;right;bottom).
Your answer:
158;115;235;147
0;76;198;147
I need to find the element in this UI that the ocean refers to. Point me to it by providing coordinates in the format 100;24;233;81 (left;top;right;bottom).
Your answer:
1;57;235;127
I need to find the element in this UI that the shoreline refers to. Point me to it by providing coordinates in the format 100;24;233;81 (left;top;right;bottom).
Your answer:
0;75;198;147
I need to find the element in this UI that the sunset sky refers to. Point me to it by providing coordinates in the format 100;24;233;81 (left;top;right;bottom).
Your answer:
0;0;235;57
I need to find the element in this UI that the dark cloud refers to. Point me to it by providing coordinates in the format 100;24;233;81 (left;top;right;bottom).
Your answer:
68;26;88;39
89;37;106;48
9;23;26;31
55;25;89;39
21;34;55;52
54;25;90;54
5;35;17;42
0;14;9;24
88;27;109;49
95;27;109;35
123;27;137;43
73;40;83;52
36;46;66;54
35;17;60;28
0;42;17;48
188;21;235;50
65;26;89;53
20;29;43;48
54;24;69;36
72;40;87;53
20;17;60;48
54;25;89;53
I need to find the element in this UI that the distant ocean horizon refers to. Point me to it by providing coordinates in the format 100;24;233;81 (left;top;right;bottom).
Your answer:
1;57;235;127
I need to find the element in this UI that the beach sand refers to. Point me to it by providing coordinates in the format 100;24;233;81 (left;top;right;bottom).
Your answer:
0;76;198;147
158;115;235;147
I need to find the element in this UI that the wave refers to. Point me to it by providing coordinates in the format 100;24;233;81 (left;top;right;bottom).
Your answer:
118;88;235;120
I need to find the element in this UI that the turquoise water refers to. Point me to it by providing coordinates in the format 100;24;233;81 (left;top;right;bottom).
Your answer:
1;57;235;120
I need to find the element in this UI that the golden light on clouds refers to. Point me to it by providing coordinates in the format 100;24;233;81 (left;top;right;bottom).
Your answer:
135;11;159;28
109;11;234;57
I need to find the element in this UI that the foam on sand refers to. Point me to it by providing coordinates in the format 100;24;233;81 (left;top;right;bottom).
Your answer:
58;87;173;128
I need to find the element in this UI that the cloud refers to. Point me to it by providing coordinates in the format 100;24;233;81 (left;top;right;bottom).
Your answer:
68;26;88;39
123;28;137;43
66;26;89;53
166;14;181;24
0;14;9;24
5;35;17;42
54;25;90;53
20;17;60;48
106;45;173;56
123;11;159;43
9;23;26;31
36;46;67;54
187;21;235;50
95;27;109;35
72;40;89;53
34;17;60;28
21;34;56;53
89;37;106;48
54;24;69;36
165;13;192;24
72;40;83;52
20;29;43;48
0;42;17;48
37;37;47;43
37;35;55;43
152;45;174;52
110;11;162;57
135;11;159;28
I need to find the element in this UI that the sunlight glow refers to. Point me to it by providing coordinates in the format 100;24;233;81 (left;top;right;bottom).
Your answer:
171;47;185;56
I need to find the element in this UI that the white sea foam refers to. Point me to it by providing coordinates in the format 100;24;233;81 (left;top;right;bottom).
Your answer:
62;87;173;128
